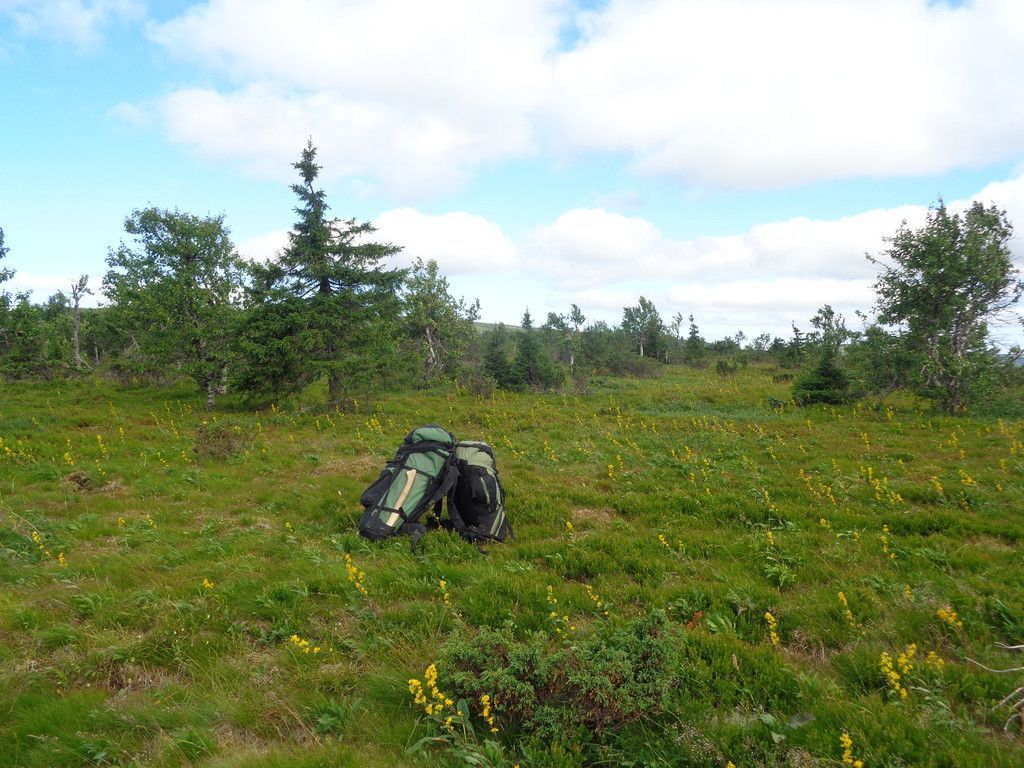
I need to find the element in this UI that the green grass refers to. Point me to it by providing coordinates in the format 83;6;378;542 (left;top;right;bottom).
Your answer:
1;366;1023;766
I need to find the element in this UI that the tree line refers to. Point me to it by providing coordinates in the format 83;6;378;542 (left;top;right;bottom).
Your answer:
1;143;1021;414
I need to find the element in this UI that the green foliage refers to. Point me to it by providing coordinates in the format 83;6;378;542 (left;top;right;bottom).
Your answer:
793;349;852;405
0;293;70;380
231;295;308;404
510;311;563;391
443;611;677;740
235;141;404;405
578;321;661;378
780;322;805;369
621;296;665;359
715;359;739;377
541;304;586;370
806;304;852;352
402;258;479;382
307;696;359;737
193;419;249;460
482;323;516;389
481;316;562;392
683;314;707;367
870;200;1022;413
847;324;917;395
0;226;12;285
103;207;245;407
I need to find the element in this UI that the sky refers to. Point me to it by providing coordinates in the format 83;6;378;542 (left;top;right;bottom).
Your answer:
2;0;1024;344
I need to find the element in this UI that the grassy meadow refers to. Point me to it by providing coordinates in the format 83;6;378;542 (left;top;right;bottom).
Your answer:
2;366;1024;767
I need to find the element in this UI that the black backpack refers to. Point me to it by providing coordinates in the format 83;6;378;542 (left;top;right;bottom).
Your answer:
447;440;513;543
358;425;459;542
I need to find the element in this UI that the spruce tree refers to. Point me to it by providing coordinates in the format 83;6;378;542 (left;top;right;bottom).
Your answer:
793;347;851;405
237;140;404;404
683;315;706;366
512;309;562;391
483;323;514;388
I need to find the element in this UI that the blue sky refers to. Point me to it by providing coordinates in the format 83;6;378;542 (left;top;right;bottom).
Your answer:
2;0;1023;343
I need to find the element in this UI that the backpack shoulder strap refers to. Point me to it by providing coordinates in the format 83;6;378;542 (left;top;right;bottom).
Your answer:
446;486;471;537
425;454;459;507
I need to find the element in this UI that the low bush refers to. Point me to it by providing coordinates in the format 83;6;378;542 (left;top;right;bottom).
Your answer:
193;419;248;459
441;610;677;742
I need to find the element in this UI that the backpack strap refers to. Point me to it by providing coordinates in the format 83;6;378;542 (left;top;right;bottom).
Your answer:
398;456;459;551
424;456;459;510
446;490;471;538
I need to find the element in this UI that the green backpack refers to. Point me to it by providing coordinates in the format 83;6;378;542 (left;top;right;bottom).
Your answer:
358;425;458;542
446;441;513;543
358;429;512;545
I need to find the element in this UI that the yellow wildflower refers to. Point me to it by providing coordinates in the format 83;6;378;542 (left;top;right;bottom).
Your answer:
839;731;864;767
936;606;963;630
838;592;859;631
880;651;907;700
345;553;368;596
764;611;780;647
481;693;499;733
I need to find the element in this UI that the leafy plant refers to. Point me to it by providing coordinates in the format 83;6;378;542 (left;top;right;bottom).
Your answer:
442;611;677;741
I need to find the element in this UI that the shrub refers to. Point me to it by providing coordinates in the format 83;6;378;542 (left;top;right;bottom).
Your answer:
458;369;497;398
441;611;677;741
793;350;852;405
715;359;738;377
193;419;248;459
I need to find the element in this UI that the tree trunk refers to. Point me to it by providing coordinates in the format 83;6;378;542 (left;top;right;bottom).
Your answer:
72;305;83;371
328;369;343;403
204;371;217;411
424;325;438;374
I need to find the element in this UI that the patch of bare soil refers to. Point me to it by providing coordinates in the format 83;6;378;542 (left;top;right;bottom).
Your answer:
571;507;616;525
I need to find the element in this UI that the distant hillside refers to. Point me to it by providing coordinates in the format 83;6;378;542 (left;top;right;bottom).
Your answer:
473;321;523;334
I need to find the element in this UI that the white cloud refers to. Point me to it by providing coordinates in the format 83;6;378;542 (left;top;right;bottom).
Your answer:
140;0;560;195
665;278;876;334
551;0;1024;189
235;172;1024;338
236;208;518;277
524;209;671;288
537;175;1024;337
372;209;518;274
154;84;531;195
2;0;141;47
236;228;288;264
520;204;926;291
125;0;1024;194
4;270;90;301
107;100;152;128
